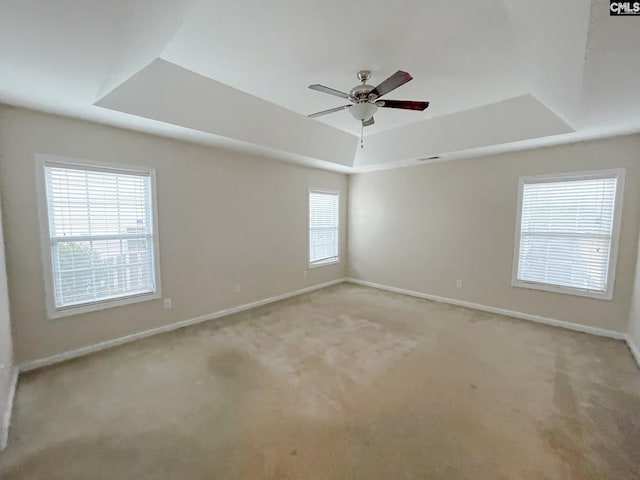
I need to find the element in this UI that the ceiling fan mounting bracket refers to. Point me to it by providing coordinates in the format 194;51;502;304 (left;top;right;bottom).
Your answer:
350;70;375;101
357;70;371;83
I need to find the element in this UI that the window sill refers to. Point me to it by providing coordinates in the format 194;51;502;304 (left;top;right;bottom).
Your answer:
309;259;340;269
511;279;612;300
47;291;162;319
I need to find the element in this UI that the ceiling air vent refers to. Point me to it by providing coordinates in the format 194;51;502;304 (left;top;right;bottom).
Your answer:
418;156;441;161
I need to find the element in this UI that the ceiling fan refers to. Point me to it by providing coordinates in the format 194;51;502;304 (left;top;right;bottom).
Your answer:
307;70;429;128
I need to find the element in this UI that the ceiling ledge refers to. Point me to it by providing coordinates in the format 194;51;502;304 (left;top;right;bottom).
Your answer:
96;59;357;167
354;94;574;168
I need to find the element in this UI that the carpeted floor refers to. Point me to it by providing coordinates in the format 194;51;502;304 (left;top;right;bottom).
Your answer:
1;283;639;479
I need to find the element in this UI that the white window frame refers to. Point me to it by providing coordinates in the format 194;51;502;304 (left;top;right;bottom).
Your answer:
511;168;625;300
308;188;340;268
35;155;162;319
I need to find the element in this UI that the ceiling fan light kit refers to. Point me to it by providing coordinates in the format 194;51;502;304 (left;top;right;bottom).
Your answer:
349;102;378;122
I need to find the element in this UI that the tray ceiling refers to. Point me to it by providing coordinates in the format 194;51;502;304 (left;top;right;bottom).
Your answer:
0;0;637;171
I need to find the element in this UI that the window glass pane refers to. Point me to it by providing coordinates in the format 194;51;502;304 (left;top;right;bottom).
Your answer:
309;192;339;264
44;163;156;308
517;175;618;293
46;167;151;237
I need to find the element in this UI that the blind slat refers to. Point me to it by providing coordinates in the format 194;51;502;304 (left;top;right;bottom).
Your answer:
516;175;618;294
45;164;156;308
309;192;339;264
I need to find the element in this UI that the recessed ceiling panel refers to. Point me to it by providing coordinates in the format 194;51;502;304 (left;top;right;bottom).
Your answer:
581;1;640;129
0;0;197;106
503;0;591;126
161;0;526;135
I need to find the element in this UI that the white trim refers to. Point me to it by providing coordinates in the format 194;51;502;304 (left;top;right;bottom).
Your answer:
39;157;155;177
308;188;341;195
309;258;339;269
18;278;347;372
0;366;19;451
34;154;163;319
516;169;624;184
511;278;615;300
626;335;640;368
48;292;162;320
345;278;626;340
511;168;625;301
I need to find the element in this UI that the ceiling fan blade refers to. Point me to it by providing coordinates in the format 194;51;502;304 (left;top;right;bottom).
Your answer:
308;104;351;118
370;70;413;98
362;117;375;127
308;84;351;100
378;100;429;111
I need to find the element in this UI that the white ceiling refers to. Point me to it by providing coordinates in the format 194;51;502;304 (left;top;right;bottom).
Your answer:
0;0;638;172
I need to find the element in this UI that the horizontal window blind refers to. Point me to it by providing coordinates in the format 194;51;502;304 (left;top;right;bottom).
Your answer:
44;163;157;308
309;191;339;264
516;175;619;294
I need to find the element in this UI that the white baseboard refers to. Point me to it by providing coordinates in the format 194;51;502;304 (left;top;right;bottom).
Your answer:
626;335;640;367
19;278;347;372
17;276;635;372
1;366;18;450
346;278;626;341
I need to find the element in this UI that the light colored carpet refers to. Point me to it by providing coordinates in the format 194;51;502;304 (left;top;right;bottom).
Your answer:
1;283;639;479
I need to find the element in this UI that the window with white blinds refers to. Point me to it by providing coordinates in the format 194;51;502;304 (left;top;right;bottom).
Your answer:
513;170;623;299
40;159;160;317
309;191;339;266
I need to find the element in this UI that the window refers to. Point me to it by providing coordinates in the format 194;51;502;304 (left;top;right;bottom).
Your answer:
37;156;161;318
512;169;624;299
309;190;339;266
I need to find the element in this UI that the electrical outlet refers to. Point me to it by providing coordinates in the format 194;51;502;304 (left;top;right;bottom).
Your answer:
456;280;463;288
163;298;172;309
234;285;241;294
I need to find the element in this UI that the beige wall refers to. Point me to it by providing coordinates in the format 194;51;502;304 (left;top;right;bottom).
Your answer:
0;193;15;449
3;104;639;365
628;233;640;353
348;136;640;333
0;107;348;364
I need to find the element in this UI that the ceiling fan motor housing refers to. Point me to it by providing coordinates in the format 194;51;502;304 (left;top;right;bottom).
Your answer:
350;83;375;100
351;71;376;100
349;70;378;121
